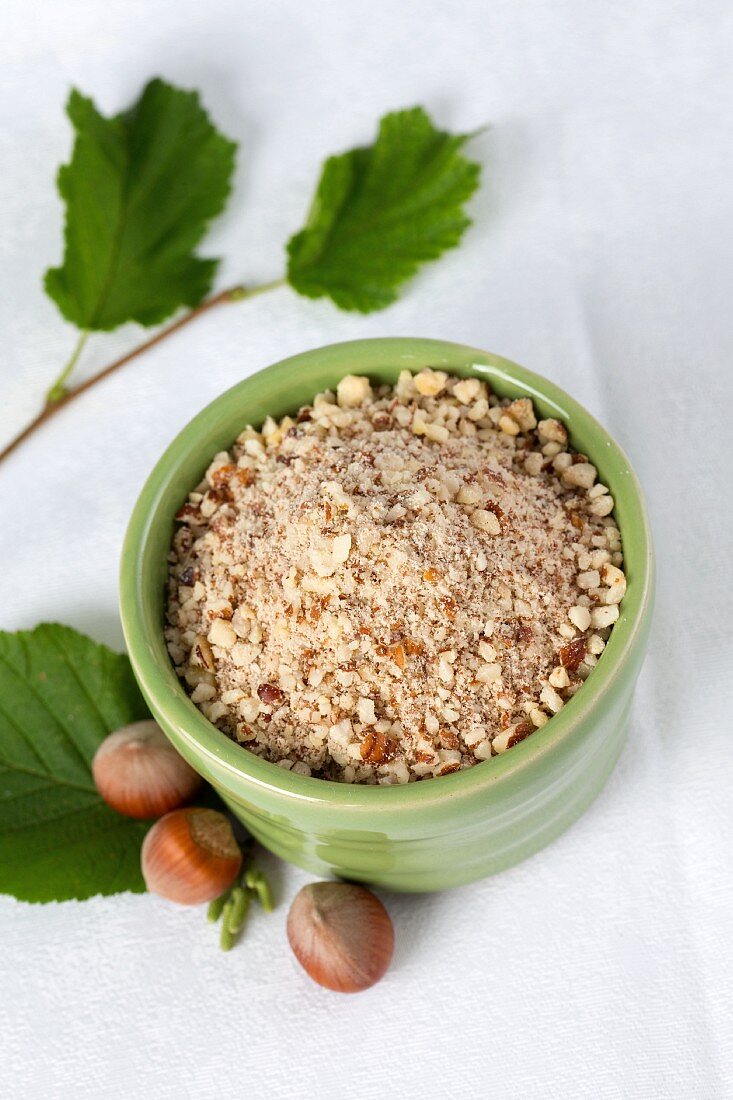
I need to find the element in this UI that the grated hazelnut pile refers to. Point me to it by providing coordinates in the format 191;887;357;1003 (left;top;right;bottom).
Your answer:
165;369;626;784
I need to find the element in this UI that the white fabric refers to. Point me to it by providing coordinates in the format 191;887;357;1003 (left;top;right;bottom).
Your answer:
1;2;732;1097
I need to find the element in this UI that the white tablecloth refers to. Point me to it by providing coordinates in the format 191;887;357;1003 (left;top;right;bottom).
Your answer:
1;2;731;1097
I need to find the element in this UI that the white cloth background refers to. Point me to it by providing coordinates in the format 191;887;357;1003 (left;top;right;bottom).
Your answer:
1;2;731;1097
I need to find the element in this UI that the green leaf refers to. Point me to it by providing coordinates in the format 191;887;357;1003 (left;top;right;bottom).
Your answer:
286;107;482;313
44;77;237;331
0;624;152;902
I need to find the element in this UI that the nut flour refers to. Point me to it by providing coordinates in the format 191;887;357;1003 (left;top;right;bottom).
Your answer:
165;369;626;783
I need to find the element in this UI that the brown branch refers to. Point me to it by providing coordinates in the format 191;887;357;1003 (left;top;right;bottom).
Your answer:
0;281;283;466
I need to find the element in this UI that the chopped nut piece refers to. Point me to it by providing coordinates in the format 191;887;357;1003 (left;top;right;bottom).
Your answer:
589;494;615;517
336;374;372;408
590;604;620;629
390;643;406;670
453;378;481;404
437;653;454;684
493;720;533;753
507;720;534;747
524;452;544;476
589;549;611;569
361;730;397;765
568;605;592;632
537;418;568;445
191;634;216;672
356;697;377;726
559;637;587;671
468;398;490;421
506;398;537;432
540;684;565;713
498;414;520;436
257;683;285;705
424;421;450;443
456;484;482;505
414;368;448;396
601;562;627;603
332;534;352;564
208;619;237;650
549;665;571;689
191;682;216;704
411;411;427;436
552;452;573;472
476;662;502;683
470;509;501;535
562;462;597;490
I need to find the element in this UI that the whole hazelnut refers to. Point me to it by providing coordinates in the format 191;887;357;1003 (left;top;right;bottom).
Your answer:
287;881;394;993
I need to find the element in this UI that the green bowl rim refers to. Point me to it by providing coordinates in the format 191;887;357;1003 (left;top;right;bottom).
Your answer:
120;337;654;811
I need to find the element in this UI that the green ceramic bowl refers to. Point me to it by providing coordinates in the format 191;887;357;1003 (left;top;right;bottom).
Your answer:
120;338;654;892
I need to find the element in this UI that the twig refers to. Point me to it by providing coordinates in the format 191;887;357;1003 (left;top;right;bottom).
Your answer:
47;330;90;403
0;279;285;466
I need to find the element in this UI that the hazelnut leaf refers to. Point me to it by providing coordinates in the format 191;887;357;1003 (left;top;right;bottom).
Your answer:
286;107;482;312
44;78;237;331
0;623;151;902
